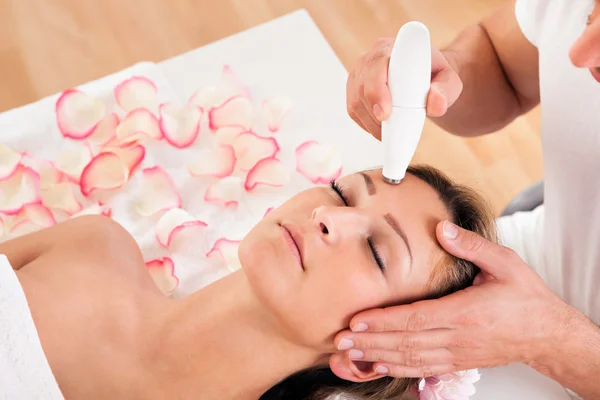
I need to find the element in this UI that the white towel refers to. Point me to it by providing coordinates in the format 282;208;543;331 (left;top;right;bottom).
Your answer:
0;255;64;400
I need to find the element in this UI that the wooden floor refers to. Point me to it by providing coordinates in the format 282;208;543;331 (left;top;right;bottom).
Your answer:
0;0;543;215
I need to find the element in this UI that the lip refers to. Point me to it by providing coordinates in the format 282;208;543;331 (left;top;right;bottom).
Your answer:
280;223;305;271
589;67;600;83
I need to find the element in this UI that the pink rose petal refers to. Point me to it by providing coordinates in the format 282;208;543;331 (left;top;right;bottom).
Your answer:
0;215;4;236
135;167;181;217
71;203;111;218
221;65;251;99
10;203;56;232
215;125;247;145
295;140;343;184
40;182;83;215
188;86;222;112
159;103;202;149
209;96;254;131
187;145;236;179
145;257;179;295
87;112;120;146
204;176;242;209
115;108;162;144
155;208;207;248
263;96;293;132
100;144;146;176
0;145;22;180
232;132;279;171
55;146;93;183
20;157;64;189
244;157;290;191
206;238;241;271
0;165;41;215
114;76;158;113
80;153;129;197
56;89;106;140
263;207;274;218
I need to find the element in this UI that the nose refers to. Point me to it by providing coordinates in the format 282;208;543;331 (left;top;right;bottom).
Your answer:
570;21;600;68
311;206;370;245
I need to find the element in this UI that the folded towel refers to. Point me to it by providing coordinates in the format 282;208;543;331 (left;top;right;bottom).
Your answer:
0;255;64;400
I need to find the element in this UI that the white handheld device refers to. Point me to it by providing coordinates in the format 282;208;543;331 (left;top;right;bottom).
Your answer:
381;21;432;184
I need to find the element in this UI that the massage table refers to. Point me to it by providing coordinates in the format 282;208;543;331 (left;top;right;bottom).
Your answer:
0;9;573;400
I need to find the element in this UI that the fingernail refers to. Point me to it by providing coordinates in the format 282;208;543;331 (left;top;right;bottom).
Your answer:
338;338;355;351
443;221;458;239
373;104;383;121
375;366;389;375
352;323;368;332
348;349;364;359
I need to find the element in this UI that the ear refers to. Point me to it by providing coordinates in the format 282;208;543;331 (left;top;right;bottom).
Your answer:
328;352;387;383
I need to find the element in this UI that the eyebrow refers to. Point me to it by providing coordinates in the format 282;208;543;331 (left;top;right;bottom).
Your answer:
359;172;376;195
384;213;414;269
356;172;414;269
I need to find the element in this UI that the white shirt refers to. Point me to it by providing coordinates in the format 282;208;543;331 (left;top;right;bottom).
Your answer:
511;0;599;326
476;1;598;398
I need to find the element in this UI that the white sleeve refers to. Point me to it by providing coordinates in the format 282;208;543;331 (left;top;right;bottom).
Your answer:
514;0;548;48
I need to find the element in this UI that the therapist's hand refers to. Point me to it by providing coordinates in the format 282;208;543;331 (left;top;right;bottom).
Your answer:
346;38;463;139
330;221;575;380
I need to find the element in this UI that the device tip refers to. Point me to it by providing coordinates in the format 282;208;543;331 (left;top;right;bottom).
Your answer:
382;175;402;185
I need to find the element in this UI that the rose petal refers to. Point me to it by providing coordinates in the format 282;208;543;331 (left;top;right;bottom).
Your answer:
0;215;4;236
115;108;162;144
56;89;106;140
101;144;146;176
0;145;22;180
209;96;254;131
145;257;179;295
80;153;129;196
188;86;222;112
159;103;202;149
135;167;181;217
263;207;274;218
206;238;241;271
55;146;93;182
8;220;43;237
204;176;242;209
20;157;63;189
187;66;250;111
215;126;247;145
114;76;158;113
263;96;293;132
0;165;41;215
295;140;343;184
10;203;56;231
244;157;290;191
71;203;111;218
40;182;83;215
187;145;236;179
87;112;120;146
232;132;279;171
155;207;207;248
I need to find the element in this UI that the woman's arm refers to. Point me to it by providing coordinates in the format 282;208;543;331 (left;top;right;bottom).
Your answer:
0;215;121;270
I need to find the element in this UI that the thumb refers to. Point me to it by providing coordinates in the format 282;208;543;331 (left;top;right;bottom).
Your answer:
427;50;463;117
436;220;509;279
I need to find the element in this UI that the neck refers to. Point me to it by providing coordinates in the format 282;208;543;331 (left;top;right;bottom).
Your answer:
153;271;326;400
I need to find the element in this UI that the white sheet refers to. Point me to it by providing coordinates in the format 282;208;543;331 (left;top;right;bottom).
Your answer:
0;9;571;399
0;255;64;400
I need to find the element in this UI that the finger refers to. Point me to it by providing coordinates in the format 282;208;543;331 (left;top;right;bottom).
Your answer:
436;220;514;279
361;51;393;121
373;363;457;379
348;347;455;368
348;298;465;333
335;329;451;352
347;70;381;137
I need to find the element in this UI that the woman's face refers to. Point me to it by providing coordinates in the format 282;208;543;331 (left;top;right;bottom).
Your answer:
570;0;600;82
238;169;450;351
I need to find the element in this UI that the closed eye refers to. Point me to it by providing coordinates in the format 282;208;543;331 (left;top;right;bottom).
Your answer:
329;180;385;271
